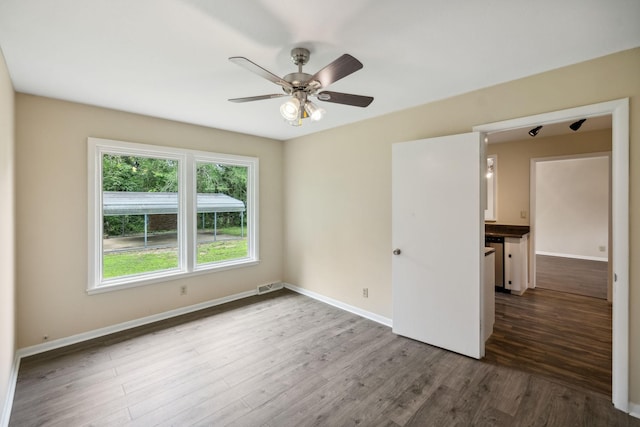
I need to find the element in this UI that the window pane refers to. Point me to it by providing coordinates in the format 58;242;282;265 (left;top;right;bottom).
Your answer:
195;162;248;265
102;154;179;279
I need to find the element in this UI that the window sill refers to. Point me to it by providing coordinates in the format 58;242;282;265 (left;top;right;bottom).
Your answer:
87;258;260;295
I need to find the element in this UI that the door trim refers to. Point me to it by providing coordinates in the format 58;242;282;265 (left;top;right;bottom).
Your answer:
472;98;629;412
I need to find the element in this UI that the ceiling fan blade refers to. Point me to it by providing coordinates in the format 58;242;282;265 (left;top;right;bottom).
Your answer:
310;54;363;88
229;57;293;90
228;94;287;103
316;91;373;107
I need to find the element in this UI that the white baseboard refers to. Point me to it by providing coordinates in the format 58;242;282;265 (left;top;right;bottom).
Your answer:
284;283;392;327
629;402;640;419
535;251;607;262
17;289;257;359
1;354;20;427
15;283;391;357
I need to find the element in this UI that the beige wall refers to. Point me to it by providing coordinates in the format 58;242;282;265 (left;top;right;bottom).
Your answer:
488;129;612;225
15;95;284;348
0;48;16;420
283;48;640;402
535;155;609;258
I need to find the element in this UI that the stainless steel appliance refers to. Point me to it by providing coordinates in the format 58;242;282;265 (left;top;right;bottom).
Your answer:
485;235;507;292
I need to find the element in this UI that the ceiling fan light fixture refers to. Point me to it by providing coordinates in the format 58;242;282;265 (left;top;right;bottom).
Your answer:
305;101;325;121
230;48;373;127
280;97;300;121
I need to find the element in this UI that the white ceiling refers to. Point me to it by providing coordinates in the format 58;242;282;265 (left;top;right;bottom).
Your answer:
0;0;639;141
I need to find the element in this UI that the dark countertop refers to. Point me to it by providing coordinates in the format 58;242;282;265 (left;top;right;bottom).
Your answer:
485;224;530;238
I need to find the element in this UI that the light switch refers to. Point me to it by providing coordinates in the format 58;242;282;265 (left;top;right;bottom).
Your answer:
520;210;527;219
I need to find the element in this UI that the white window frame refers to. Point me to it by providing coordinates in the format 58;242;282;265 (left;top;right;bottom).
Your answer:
88;137;259;294
484;154;497;221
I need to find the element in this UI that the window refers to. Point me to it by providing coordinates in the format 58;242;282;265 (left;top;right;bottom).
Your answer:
485;155;497;221
88;138;258;293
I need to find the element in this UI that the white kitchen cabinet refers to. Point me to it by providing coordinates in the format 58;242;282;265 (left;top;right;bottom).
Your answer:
505;234;529;295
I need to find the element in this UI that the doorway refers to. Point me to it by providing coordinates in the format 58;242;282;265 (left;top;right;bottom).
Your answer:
486;132;612;396
473;98;629;412
533;154;611;300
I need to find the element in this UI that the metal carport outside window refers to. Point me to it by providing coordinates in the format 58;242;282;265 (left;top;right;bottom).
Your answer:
102;191;246;246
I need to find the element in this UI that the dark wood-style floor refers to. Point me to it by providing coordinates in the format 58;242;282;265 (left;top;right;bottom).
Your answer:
485;288;612;396
536;254;608;299
10;289;637;427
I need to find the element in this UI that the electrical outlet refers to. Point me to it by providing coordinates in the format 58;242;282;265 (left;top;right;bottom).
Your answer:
599;245;606;252
180;285;187;295
520;210;527;219
362;288;368;298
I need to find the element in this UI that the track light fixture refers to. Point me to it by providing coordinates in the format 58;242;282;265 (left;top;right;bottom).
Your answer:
570;118;586;131
528;126;542;137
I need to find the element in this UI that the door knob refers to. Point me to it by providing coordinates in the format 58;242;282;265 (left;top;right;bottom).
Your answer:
393;248;402;255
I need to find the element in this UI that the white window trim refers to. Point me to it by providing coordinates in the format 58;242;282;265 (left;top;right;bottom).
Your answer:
484;154;497;222
87;137;259;294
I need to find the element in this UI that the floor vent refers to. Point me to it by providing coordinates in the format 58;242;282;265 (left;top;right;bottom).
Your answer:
257;282;283;295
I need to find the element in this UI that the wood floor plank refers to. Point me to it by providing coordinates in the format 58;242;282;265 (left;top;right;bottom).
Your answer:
472;406;515;427
10;366;117;413
225;373;330;426
479;364;529;417
512;375;558;427
82;408;132;427
536;254;608;299
332;341;446;426
238;323;399;426
403;384;465;426
186;399;253;427
268;337;420;426
385;349;459;425
9;289;637;427
127;376;231;425
486;287;612;396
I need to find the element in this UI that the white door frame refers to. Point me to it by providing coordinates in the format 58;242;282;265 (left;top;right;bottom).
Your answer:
472;98;629;412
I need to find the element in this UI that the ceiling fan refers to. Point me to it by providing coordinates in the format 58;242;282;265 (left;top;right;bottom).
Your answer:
228;47;374;126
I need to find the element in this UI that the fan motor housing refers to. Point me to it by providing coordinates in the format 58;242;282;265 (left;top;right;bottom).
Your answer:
283;72;313;88
290;47;310;66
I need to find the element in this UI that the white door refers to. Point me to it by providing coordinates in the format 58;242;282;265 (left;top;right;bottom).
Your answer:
392;132;485;359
